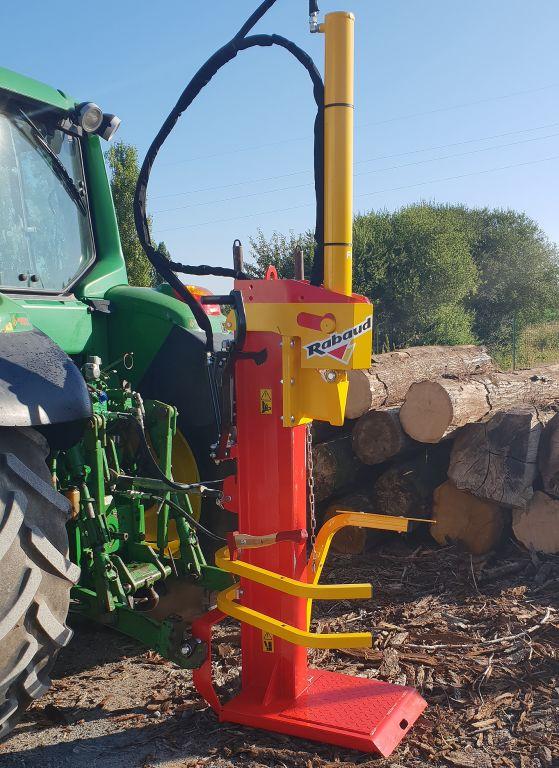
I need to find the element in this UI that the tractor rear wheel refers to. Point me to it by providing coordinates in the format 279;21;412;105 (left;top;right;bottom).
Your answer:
0;427;79;739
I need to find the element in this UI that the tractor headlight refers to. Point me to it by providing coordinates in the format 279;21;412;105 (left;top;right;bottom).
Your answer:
77;102;104;133
75;103;121;141
98;113;121;141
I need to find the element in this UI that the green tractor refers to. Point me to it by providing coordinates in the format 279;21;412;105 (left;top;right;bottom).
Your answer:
0;67;234;737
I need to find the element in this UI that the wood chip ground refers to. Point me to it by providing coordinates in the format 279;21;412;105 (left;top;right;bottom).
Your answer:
0;538;557;768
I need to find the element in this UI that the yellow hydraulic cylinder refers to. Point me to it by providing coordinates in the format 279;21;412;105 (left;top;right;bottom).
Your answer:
322;11;355;296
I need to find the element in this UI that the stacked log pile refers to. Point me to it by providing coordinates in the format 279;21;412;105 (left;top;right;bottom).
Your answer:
312;344;559;555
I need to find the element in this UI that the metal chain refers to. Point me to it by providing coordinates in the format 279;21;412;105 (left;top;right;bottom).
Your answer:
306;423;317;571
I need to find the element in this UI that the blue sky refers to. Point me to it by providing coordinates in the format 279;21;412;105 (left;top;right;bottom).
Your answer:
2;1;558;292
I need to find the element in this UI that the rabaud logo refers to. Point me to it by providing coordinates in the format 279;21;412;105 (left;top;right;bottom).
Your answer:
304;316;372;365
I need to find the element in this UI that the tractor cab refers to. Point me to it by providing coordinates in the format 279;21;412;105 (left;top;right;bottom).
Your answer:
0;66;232;740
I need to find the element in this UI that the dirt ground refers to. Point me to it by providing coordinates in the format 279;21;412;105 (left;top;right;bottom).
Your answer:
0;537;558;768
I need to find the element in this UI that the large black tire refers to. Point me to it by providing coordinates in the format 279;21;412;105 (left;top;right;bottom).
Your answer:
0;428;79;739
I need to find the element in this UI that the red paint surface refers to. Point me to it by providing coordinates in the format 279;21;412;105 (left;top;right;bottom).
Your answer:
192;285;426;756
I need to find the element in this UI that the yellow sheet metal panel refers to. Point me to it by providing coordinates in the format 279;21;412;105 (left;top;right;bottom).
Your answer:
244;302;372;370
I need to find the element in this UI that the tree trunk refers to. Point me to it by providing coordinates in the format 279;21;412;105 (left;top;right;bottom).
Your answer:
322;492;376;555
312;436;360;503
448;406;556;508
400;365;559;443
352;407;418;465
513;491;559;554
372;447;449;519
346;345;493;419
431;481;506;555
538;412;559;498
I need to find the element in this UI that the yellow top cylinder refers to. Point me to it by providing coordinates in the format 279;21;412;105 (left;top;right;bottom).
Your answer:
323;11;355;296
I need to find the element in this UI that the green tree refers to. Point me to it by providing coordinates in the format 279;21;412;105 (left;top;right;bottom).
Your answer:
106;141;154;287
249;203;559;351
353;205;478;347
247;229;316;279
249;204;479;347
153;240;171;287
444;206;559;344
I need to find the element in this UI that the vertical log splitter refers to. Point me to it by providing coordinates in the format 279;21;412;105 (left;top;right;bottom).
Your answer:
133;0;428;757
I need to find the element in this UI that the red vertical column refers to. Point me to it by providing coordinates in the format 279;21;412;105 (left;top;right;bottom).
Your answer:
234;331;308;703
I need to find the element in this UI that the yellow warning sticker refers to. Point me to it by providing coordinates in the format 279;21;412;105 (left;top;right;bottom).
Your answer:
262;631;275;653
260;388;273;415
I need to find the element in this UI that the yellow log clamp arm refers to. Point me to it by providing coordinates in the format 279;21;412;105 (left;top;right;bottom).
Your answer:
215;512;423;649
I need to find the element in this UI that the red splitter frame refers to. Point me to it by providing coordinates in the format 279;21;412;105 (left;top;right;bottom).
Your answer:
192;282;426;756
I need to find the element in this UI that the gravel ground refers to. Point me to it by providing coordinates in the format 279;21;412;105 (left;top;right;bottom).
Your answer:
0;538;558;768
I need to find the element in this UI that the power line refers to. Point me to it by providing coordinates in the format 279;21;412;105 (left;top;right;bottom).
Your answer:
157;133;309;167
357;153;559;202
155;82;559;167
151;120;559;200
358;82;559;129
154;153;559;233
152;131;559;214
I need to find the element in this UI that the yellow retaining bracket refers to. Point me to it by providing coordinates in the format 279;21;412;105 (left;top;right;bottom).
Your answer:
217;584;371;649
215;512;421;650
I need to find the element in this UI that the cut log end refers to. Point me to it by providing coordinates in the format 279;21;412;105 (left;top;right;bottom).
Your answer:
449;406;554;508
345;344;494;420
400;381;454;443
352;407;415;465
431;481;506;555
346;370;377;419
402;365;559;444
513;491;559;554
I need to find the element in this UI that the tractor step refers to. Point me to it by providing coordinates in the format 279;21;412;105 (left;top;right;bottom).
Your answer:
219;669;426;757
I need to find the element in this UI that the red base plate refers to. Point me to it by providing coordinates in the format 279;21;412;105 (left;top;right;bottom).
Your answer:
220;669;427;757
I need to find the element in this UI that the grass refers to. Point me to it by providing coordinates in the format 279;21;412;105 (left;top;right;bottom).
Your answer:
490;320;559;370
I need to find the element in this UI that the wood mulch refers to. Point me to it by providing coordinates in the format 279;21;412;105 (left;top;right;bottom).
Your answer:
1;537;557;768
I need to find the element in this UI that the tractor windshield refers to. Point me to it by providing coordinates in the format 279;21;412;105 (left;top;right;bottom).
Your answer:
0;105;94;292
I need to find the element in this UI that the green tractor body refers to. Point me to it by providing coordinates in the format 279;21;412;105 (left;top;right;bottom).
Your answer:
0;66;230;736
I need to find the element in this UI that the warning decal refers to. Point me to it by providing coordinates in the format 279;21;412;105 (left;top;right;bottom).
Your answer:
260;388;273;415
262;631;275;653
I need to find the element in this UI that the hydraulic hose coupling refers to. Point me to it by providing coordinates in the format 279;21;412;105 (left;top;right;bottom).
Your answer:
309;0;320;32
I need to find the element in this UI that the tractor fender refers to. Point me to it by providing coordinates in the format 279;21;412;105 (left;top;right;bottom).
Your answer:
0;326;91;428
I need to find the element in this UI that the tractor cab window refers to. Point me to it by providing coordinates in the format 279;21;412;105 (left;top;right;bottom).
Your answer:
0;106;94;292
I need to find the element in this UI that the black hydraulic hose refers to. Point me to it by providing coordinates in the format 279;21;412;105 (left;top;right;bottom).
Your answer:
236;0;278;39
134;0;325;352
149;495;226;543
109;413;222;495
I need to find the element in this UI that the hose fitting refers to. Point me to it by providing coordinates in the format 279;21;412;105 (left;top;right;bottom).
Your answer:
309;0;320;32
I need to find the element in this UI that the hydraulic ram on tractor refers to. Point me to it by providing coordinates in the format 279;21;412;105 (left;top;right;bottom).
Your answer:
134;1;427;757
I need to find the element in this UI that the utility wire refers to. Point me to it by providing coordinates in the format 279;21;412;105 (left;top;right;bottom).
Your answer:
358;82;559;129
151;120;559;200
156;82;559;167
154;153;559;234
153;131;559;214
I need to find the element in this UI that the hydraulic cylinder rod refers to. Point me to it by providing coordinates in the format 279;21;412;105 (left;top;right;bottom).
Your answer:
323;11;355;296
